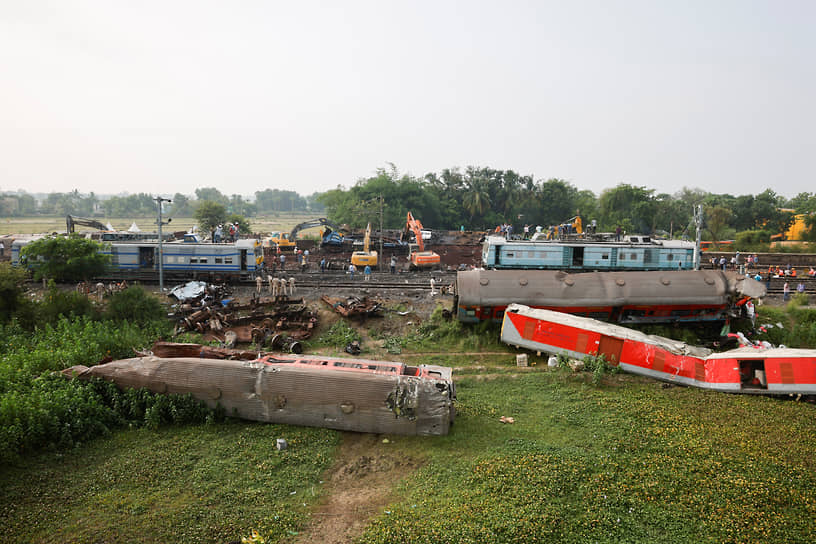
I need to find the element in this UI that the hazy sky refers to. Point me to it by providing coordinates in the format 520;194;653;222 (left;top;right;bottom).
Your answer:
1;1;813;200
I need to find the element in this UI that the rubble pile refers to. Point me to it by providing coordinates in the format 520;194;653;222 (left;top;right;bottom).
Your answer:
169;281;317;352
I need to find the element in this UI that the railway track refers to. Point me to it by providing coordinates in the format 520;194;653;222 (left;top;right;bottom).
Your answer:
95;270;458;291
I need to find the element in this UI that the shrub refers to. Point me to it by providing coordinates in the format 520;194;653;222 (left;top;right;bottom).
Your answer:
312;320;361;348
34;282;101;325
0;262;29;323
105;285;166;324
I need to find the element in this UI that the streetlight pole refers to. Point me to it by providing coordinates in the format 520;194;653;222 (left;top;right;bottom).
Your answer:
693;204;703;271
155;196;172;292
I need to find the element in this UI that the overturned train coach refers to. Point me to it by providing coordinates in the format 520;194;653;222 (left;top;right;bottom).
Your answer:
64;354;456;436
501;304;816;396
455;269;766;325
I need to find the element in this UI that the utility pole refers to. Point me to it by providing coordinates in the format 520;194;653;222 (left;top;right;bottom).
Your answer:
378;194;384;272
693;204;703;270
155;196;172;292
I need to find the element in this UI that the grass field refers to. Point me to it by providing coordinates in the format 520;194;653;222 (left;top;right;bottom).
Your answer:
1;366;814;543
1;232;815;542
0;213;317;236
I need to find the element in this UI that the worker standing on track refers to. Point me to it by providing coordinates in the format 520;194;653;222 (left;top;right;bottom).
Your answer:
364;264;371;281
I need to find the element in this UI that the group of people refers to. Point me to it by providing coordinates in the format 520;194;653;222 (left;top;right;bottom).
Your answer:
711;252;760;271
213;222;240;243
782;280;808;301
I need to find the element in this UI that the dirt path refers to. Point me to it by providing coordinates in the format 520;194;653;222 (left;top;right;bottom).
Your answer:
292;432;421;544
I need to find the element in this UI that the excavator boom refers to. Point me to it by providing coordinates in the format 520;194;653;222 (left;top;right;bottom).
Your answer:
66;215;109;234
404;212;440;269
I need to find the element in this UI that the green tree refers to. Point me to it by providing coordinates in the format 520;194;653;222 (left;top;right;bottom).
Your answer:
20;235;111;282
194;201;227;238
0;262;29;322
705;206;733;245
195;187;229;206
598;184;656;232
462;178;492;227
170;193;192;216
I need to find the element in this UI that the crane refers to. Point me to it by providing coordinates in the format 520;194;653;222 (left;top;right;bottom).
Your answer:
351;223;378;267
290;218;346;247
403;212;440;270
66;215;109;234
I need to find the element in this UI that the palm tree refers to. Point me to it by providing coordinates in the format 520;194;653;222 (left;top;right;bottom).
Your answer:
463;179;491;226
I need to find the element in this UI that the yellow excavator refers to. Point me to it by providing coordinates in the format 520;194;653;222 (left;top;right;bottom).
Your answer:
351;223;378;267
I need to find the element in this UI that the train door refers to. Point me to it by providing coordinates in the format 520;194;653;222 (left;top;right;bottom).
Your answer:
571;246;584;267
738;360;767;390
597;335;623;366
138;247;155;269
240;249;248;271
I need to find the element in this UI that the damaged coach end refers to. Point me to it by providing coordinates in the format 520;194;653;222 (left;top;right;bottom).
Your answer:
64;354;456;436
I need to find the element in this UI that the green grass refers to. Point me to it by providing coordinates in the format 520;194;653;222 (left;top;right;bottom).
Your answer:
0;423;339;543
358;373;816;543
2;297;816;542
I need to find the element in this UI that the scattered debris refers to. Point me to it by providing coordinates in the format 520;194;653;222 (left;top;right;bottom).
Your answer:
322;295;383;318
499;416;515;424
170;286;318;351
345;340;362;355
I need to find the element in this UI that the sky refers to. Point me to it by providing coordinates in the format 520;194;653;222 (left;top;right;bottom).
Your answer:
1;1;814;200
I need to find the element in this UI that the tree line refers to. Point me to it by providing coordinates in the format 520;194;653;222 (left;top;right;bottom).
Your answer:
0;188;323;218
4;165;816;243
315;165;816;244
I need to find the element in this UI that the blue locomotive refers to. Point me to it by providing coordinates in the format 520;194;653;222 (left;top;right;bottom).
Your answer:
481;234;695;271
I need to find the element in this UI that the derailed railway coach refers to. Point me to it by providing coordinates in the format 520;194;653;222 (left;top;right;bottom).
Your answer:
455;269;766;325
501;304;816;397
481;234;696;271
12;238;264;282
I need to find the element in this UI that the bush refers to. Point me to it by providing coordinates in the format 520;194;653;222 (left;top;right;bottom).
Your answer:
0;262;28;323
105;285;166;324
34;282;101;325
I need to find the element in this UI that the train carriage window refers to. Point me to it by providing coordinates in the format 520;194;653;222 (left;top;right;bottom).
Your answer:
190;258;198;264
199;258;208;264
225;258;233;264
601;253;609;260
506;252;515;258
667;254;674;261
215;257;223;264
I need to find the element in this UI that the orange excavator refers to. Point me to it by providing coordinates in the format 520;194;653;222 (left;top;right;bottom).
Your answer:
404;212;441;270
